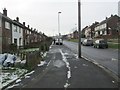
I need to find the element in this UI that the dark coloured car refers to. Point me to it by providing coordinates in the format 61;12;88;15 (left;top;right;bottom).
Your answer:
93;39;108;49
82;39;93;46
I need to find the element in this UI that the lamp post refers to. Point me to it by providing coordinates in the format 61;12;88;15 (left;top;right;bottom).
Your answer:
58;12;61;38
78;0;81;58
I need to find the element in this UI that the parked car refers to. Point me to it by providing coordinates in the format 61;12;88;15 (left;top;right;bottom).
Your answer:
81;38;85;44
82;39;93;46
93;39;108;49
55;39;63;45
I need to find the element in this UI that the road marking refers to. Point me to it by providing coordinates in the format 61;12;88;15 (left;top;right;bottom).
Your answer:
111;58;118;61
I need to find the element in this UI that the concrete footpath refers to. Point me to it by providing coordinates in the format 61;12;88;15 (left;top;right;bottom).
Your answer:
5;44;118;89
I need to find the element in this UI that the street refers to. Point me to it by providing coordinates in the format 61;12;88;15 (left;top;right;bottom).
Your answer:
63;40;118;76
7;44;118;89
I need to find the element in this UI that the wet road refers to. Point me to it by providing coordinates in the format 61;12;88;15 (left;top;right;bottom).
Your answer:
7;44;118;89
63;41;118;76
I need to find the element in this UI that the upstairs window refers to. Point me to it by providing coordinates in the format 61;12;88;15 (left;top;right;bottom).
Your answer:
19;27;21;33
14;25;17;32
5;21;10;29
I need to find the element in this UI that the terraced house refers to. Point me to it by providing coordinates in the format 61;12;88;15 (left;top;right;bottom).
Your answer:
0;8;47;53
12;17;24;49
94;14;120;39
0;8;13;53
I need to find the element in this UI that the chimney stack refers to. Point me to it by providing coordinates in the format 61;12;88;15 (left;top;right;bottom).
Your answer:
111;14;113;17
23;22;25;26
28;25;29;28
106;17;108;19
3;8;7;16
16;17;19;22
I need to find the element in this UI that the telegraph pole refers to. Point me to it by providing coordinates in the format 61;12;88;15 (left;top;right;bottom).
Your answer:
78;0;81;58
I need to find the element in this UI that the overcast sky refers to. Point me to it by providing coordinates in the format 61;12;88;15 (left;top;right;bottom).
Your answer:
0;0;119;36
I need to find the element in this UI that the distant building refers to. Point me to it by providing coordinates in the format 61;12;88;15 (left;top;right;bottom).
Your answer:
84;22;99;39
73;30;78;39
81;26;88;38
94;14;119;39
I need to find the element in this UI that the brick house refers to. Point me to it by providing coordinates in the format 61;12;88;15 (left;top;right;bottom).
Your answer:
81;26;88;38
94;14;120;39
84;22;99;39
22;23;31;46
0;8;13;53
73;30;78;39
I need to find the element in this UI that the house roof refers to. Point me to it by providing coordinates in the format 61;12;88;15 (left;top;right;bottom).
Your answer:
96;15;119;27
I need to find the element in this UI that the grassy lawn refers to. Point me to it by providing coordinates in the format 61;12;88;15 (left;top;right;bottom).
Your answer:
108;43;120;49
20;48;39;52
68;39;78;42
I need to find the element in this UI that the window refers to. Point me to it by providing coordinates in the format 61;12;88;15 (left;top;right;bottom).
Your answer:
14;38;17;45
5;21;10;29
19;27;21;33
19;38;21;46
13;24;17;32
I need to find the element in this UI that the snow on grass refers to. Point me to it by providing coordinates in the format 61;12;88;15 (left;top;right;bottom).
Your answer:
1;68;27;88
15;79;21;83
41;52;48;58
6;83;20;89
38;61;46;67
24;70;34;76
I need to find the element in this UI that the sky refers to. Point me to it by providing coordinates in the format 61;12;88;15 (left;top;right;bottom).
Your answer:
0;0;119;36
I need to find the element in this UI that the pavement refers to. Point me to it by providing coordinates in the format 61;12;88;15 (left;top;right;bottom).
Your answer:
63;40;119;80
5;44;118;89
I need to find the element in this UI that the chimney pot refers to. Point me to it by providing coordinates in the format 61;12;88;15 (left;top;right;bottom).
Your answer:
23;22;25;26
106;17;108;19
28;25;29;28
16;17;19;22
3;8;7;16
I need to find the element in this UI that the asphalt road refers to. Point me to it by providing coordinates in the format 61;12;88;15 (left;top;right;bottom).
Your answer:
63;40;118;76
7;44;118;89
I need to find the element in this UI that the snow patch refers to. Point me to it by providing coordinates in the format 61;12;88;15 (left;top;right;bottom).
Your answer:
82;64;88;67
74;54;78;59
64;83;70;88
7;83;20;89
25;75;30;79
59;49;71;80
15;79;21;83
38;61;46;67
25;70;35;76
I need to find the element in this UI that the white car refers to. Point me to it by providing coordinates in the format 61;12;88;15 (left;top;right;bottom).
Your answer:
55;39;63;45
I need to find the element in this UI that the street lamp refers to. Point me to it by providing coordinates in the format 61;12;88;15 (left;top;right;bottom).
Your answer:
58;12;61;38
78;0;81;58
